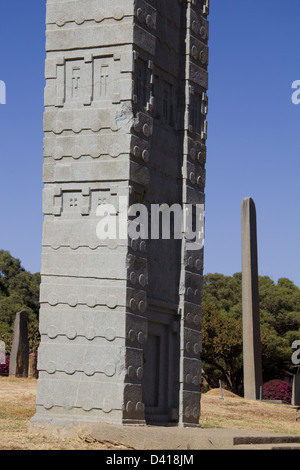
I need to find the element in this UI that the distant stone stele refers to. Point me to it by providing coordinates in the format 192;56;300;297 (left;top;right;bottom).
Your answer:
9;310;29;378
241;197;263;400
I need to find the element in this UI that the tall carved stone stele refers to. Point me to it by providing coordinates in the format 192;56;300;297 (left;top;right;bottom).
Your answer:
31;0;209;427
9;310;29;378
241;197;263;400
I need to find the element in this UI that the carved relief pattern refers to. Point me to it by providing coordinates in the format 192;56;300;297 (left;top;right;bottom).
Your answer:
33;0;208;427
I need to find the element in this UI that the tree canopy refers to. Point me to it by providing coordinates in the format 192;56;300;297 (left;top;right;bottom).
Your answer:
201;273;300;394
0;250;40;352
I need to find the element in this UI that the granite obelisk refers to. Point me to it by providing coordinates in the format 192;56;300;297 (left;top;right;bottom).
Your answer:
31;0;208;427
241;197;263;400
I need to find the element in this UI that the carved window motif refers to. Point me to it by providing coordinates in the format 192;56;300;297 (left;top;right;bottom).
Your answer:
162;82;173;125
69;197;78;208
100;65;109;98
153;74;160;119
190;94;202;133
93;58;112;101
65;60;85;104
62;192;82;215
90;190;114;213
163;90;168;120
136;59;149;108
190;103;197;129
97;196;107;206
72;67;81;99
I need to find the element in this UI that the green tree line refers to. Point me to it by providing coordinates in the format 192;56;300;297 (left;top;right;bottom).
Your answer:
0;250;40;352
201;273;300;394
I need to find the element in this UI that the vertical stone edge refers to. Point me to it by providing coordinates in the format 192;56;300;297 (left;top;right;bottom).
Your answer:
178;0;209;427
242;197;263;400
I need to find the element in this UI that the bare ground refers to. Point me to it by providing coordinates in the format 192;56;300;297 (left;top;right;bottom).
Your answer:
0;377;299;450
200;388;300;435
0;377;128;450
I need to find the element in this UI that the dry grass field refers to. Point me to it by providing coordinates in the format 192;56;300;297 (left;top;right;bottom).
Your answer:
0;377;126;450
200;388;300;435
0;377;299;450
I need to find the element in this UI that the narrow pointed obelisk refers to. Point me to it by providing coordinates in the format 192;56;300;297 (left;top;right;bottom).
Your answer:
241;197;263;400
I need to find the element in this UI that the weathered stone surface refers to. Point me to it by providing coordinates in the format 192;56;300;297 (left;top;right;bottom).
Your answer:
29;353;38;378
292;374;300;406
241;198;263;400
9;310;29;378
32;0;208;428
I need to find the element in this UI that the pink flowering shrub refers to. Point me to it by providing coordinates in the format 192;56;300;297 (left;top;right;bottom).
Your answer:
0;355;9;375
263;379;292;404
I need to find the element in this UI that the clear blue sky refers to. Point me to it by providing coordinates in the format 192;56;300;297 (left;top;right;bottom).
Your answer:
0;1;299;287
